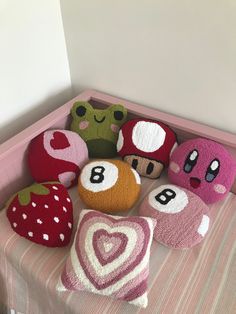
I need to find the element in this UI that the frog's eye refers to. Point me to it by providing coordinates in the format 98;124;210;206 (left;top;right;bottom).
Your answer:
205;159;220;182
114;110;124;121
76;105;87;117
184;149;199;173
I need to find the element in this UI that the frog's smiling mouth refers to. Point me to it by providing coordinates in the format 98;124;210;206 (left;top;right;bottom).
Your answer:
94;115;105;123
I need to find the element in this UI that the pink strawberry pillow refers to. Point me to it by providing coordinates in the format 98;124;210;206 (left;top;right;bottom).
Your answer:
57;209;156;308
6;182;73;247
139;184;210;249
28;129;88;188
168;138;236;204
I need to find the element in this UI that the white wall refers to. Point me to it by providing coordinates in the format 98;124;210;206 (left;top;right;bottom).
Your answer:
60;0;236;133
0;0;72;143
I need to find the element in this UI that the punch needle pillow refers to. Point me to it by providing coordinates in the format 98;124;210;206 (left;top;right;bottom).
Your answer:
70;101;127;158
58;209;156;308
78;159;141;213
6;182;73;247
139;184;210;249
168;138;236;204
117;118;177;178
28;129;88;188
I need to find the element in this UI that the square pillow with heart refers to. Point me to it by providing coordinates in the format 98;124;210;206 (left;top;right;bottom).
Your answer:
57;209;156;308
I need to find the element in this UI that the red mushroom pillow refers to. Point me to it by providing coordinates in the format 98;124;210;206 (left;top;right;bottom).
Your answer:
117;119;177;178
28;129;88;188
57;209;156;308
6;182;73;247
139;184;211;249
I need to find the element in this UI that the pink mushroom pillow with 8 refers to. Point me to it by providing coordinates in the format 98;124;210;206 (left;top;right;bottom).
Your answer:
57;209;156;308
117;118;177;179
168;138;236;204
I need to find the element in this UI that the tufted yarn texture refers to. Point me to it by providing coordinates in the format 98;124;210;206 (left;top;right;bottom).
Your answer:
139;184;210;249
70;101;127;158
117;118;177;178
57;209;156;308
28;129;88;188
6;182;73;247
168;138;236;204
78;159;141;213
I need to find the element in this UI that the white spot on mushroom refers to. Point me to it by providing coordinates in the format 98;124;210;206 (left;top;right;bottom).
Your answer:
28;231;33;237
12;207;16;212
13;222;17;228
52;185;58;190
43;234;49;241
68;222;72;229
66;198;71;203
131;168;141;185
32;202;36;207
22;213;27;220
54;195;59;201
60;234;65;241
117;130;124;152
44;204;49;209
197;215;210;237
54;217;59;223
63;206;67;212
37;219;43;224
132;121;166;153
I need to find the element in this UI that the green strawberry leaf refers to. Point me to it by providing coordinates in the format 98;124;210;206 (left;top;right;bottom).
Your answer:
31;184;50;196
6;182;60;207
18;190;31;206
17;184;50;206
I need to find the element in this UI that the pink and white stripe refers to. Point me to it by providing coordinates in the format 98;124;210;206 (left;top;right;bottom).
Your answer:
58;209;155;308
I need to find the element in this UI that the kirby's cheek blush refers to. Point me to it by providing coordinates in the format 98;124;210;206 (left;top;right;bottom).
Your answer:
168;138;236;204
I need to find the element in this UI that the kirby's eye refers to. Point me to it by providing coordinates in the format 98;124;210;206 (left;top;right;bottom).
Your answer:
76;105;86;117
184;149;199;173
205;159;220;182
114;110;124;121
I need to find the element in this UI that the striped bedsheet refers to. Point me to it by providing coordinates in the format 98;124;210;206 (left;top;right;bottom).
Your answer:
0;175;235;314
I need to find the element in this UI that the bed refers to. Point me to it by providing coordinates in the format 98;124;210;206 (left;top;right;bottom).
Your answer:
0;90;235;314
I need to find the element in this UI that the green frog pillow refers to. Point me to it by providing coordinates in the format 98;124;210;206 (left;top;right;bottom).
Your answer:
70;101;127;158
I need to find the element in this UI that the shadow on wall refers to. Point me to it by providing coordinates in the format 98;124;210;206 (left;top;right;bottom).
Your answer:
0;272;7;314
0;87;72;144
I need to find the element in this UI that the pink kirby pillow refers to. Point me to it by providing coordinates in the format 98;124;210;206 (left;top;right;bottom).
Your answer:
7;182;73;247
58;209;156;308
168;138;236;204
28;129;88;188
139;184;210;249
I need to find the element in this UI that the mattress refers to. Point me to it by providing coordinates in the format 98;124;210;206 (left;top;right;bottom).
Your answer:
0;90;236;314
0;173;235;314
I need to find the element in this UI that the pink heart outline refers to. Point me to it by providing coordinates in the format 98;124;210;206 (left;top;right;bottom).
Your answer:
93;229;128;266
75;211;151;290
